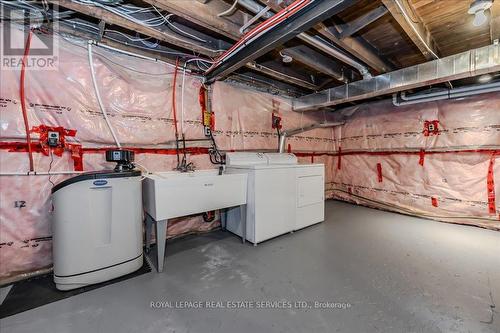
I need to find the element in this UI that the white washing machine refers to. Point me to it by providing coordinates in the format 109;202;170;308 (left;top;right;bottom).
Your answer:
51;170;143;290
224;153;324;244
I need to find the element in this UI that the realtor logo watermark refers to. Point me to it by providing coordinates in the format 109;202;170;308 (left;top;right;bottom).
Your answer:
1;1;59;70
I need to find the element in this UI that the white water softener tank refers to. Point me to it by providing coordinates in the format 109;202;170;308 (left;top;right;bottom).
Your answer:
52;150;143;290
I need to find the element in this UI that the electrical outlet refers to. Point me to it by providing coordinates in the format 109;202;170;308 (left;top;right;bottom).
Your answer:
47;131;60;147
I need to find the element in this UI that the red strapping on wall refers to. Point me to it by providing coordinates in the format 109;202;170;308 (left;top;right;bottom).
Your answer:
376;163;383;182
337;147;342;170
0;142;209;171
419;149;425;166
487;153;498;215
432;197;438;207
20;29;34;172
287;144;291;153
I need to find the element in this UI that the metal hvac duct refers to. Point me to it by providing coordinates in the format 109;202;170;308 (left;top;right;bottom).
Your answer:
293;44;500;111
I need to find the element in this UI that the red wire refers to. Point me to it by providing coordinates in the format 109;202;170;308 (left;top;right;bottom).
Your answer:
20;29;34;172
199;86;206;123
215;0;307;60
206;0;311;72
172;57;180;138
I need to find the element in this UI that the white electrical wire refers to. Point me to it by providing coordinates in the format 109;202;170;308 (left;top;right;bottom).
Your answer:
73;0;214;47
218;0;239;17
180;58;214;134
59;20;200;63
87;41;122;148
151;6;208;43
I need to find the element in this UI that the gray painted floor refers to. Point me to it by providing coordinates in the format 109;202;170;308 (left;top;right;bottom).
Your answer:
1;201;499;333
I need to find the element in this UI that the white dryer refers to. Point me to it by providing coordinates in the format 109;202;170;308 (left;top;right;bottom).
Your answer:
224;153;324;245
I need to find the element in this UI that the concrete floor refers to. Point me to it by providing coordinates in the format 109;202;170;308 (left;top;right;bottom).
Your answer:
1;201;500;333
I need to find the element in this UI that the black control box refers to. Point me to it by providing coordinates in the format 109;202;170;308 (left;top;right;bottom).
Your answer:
105;150;135;171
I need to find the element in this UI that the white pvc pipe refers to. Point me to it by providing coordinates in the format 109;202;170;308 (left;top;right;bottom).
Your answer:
87;41;122;149
400;90;448;101
393;93;449;106
401;81;500;101
393;81;500;106
297;33;372;79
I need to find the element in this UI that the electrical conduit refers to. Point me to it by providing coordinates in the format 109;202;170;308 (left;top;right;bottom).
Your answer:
87;41;121;148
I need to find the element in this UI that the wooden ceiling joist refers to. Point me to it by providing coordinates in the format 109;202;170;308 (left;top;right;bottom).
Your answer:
338;5;388;39
381;0;440;61
49;0;219;57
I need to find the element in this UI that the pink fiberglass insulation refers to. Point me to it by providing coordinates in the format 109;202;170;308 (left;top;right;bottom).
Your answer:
323;94;500;230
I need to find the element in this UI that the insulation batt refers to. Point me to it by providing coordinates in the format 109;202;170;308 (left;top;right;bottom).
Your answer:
1;25;499;282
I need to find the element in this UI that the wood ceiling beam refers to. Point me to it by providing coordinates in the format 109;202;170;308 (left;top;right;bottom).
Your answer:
263;0;392;73
338;5;388;39
491;1;500;43
49;0;219;57
381;0;440;61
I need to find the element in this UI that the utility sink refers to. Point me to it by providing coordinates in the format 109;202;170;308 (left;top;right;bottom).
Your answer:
143;169;247;221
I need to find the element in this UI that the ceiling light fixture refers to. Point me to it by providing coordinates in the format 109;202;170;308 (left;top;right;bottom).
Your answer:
468;0;493;27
